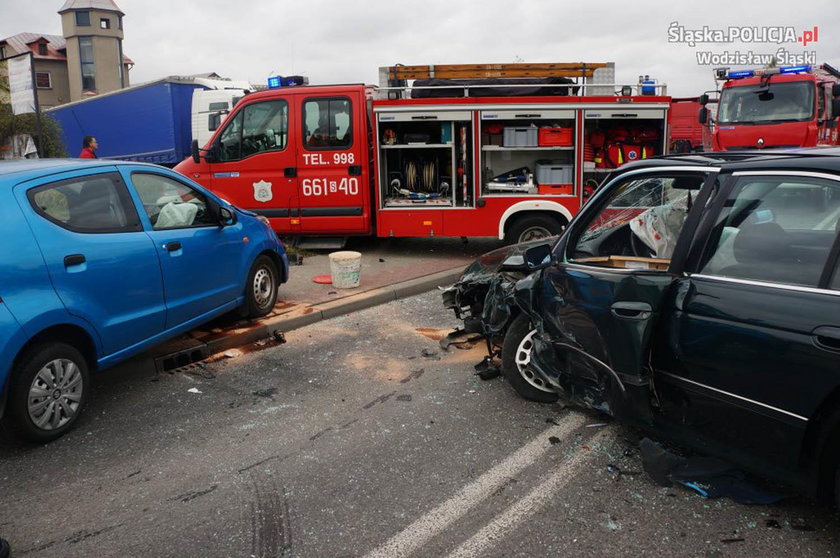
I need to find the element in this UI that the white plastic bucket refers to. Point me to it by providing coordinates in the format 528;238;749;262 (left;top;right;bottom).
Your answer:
329;251;362;289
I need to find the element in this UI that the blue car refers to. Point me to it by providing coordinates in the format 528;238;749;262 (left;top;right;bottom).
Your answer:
0;159;288;442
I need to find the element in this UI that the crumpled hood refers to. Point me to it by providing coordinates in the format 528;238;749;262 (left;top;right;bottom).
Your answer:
458;238;555;284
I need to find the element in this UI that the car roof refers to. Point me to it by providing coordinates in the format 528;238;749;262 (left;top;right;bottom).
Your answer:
0;158;169;184
617;147;840;174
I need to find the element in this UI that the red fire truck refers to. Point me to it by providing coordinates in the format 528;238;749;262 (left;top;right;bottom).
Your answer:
701;64;840;151
175;63;671;243
668;97;713;152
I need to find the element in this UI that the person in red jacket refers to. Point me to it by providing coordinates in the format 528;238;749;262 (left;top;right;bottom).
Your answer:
79;136;98;158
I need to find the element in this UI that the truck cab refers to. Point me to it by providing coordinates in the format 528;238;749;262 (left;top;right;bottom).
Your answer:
176;84;373;236
710;65;840;151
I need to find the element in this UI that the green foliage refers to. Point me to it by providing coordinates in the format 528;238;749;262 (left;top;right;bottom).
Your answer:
0;104;66;157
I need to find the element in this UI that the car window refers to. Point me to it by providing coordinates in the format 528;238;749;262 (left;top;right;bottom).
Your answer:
569;173;706;268
241;100;288;158
218;110;243;162
699;175;840;287
28;172;140;233
302;97;352;150
131;173;216;230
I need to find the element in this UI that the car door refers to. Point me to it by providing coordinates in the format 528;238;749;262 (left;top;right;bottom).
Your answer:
296;92;369;234
124;168;246;329
16;169;166;355
204;96;299;233
531;168;714;419
655;170;840;471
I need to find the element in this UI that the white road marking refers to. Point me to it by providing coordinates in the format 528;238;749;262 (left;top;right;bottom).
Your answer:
362;413;587;558
446;428;613;558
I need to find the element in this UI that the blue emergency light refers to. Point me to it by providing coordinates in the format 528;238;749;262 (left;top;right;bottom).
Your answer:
728;70;755;79
779;65;811;74
267;75;309;89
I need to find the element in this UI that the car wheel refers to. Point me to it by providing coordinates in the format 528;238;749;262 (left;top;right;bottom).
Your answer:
6;343;89;443
241;255;278;318
501;314;559;403
507;215;565;244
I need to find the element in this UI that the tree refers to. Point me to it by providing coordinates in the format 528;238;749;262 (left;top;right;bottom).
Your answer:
0;104;66;157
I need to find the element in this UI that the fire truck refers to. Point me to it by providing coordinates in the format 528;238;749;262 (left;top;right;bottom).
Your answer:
175;63;671;243
668;97;714;152
701;64;840;151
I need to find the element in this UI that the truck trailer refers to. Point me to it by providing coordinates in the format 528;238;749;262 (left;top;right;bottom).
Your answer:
175;63;672;243
47;76;249;165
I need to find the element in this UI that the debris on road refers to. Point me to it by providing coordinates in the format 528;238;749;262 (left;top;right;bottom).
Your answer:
639;438;787;504
187;388;202;394
421;348;441;360
312;275;332;284
224;350;242;359
474;357;501;380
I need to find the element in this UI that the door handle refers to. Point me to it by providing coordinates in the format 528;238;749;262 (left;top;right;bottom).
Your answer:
165;241;182;252
63;254;86;267
813;326;840;351
348;165;362;176
611;301;652;320
284;167;297;178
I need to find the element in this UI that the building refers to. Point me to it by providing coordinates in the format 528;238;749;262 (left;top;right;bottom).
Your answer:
0;0;133;108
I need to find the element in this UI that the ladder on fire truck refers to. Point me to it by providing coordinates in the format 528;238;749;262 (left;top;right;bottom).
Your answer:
377;62;622;97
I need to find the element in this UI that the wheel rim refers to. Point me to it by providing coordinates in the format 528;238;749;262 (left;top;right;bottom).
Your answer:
253;266;274;308
518;226;552;243
27;358;84;431
514;329;555;393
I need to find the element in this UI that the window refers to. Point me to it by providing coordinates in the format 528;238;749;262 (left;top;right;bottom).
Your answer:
302;97;352;150
75;10;91;26
718;82;815;124
100;18;110;29
131;173;217;229
118;15;123;29
35;72;51;89
79;36;95;91
569;173;706;267
216;100;288;161
699;175;840;287
0;46;6;59
37;42;48;56
28;173;140;233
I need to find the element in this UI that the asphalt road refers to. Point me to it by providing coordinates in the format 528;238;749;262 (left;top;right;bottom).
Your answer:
1;291;839;557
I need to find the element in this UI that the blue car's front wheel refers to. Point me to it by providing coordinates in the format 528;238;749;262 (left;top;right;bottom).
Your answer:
241;255;279;319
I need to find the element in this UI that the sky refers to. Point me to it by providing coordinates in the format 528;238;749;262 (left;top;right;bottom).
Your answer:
2;0;839;97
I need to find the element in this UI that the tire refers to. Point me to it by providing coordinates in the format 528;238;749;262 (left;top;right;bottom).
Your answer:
241;255;279;318
6;343;89;443
501;314;559;403
507;215;565;244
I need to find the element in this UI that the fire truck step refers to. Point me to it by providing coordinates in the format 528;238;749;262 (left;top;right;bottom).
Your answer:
297;237;348;250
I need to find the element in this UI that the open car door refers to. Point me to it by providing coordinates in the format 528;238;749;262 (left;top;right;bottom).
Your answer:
521;168;717;419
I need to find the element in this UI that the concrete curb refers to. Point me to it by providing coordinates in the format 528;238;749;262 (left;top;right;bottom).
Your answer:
150;265;465;367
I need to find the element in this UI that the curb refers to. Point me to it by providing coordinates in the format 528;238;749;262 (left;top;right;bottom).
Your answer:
150;265;465;367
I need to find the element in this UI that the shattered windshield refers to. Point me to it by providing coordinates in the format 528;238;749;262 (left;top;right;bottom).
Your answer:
579;177;668;243
718;81;814;124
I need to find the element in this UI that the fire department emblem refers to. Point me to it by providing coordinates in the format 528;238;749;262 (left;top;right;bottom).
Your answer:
253;180;273;203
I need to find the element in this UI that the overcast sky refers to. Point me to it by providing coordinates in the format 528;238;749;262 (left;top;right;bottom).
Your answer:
3;0;839;97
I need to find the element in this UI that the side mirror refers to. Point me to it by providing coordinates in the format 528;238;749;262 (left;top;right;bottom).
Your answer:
208;113;221;132
524;243;554;271
698;107;709;125
218;206;237;226
191;139;201;164
698;93;709;106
